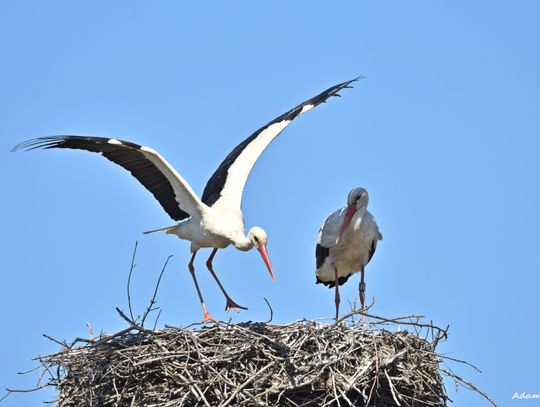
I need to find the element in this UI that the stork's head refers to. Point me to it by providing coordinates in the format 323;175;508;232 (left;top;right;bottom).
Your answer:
248;226;275;281
347;187;369;209
337;187;369;244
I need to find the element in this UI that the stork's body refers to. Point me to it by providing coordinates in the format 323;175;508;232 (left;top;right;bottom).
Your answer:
15;78;357;322
157;206;250;252
316;188;382;321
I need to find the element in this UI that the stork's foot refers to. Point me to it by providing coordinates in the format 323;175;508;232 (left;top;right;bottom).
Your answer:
202;312;219;324
224;298;248;313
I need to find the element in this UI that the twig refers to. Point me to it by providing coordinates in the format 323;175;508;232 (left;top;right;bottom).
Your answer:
334;310;418;326
42;334;68;348
126;241;138;323
152;309;162;331
219;361;276;407
140;254;172;328
336;310;449;339
263;298;273;323
5;384;50;393
16;366;41;375
116;307;138;326
384;369;402;406
438;354;482;373
441;368;499;407
86;322;94;340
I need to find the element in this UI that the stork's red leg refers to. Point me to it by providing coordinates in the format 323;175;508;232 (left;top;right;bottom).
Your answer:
188;251;218;323
359;266;366;326
206;248;248;313
334;267;340;320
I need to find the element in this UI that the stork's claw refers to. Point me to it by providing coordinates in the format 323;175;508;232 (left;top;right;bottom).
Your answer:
202;312;219;324
225;298;248;313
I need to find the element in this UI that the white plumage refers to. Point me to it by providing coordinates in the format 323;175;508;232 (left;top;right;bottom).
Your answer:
315;187;382;320
14;78;357;322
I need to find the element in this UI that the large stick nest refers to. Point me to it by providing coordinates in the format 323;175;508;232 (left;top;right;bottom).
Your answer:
36;317;454;406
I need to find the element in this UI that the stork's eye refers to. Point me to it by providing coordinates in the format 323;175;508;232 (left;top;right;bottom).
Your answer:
254;236;260;244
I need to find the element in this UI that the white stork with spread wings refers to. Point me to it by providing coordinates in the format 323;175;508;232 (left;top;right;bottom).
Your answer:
15;78;358;322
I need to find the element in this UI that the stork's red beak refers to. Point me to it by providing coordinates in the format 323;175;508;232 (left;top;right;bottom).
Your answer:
336;205;357;244
257;245;275;280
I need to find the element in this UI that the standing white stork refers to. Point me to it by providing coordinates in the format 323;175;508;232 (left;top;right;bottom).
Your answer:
315;187;382;322
14;78;357;323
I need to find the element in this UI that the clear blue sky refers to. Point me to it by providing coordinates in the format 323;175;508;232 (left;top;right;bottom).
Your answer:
1;1;539;405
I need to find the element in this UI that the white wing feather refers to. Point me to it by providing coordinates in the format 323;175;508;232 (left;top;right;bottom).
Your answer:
138;146;206;217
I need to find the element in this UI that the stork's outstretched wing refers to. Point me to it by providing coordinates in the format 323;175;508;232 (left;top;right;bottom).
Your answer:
13;136;204;221
201;78;359;210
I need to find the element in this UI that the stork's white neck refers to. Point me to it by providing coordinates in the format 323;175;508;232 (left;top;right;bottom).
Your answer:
356;205;368;219
234;235;254;251
350;205;368;227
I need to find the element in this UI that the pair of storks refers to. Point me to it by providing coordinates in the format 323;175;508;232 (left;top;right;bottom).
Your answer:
14;78;382;322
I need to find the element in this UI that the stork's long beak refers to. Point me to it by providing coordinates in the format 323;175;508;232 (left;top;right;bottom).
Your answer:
257;245;275;280
336;205;357;245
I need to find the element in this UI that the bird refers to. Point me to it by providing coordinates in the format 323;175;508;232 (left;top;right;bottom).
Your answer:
14;78;358;323
315;187;382;322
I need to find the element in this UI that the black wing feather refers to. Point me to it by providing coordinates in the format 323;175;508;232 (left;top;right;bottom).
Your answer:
201;77;360;206
367;239;377;263
13;136;190;221
316;274;352;288
315;243;330;269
